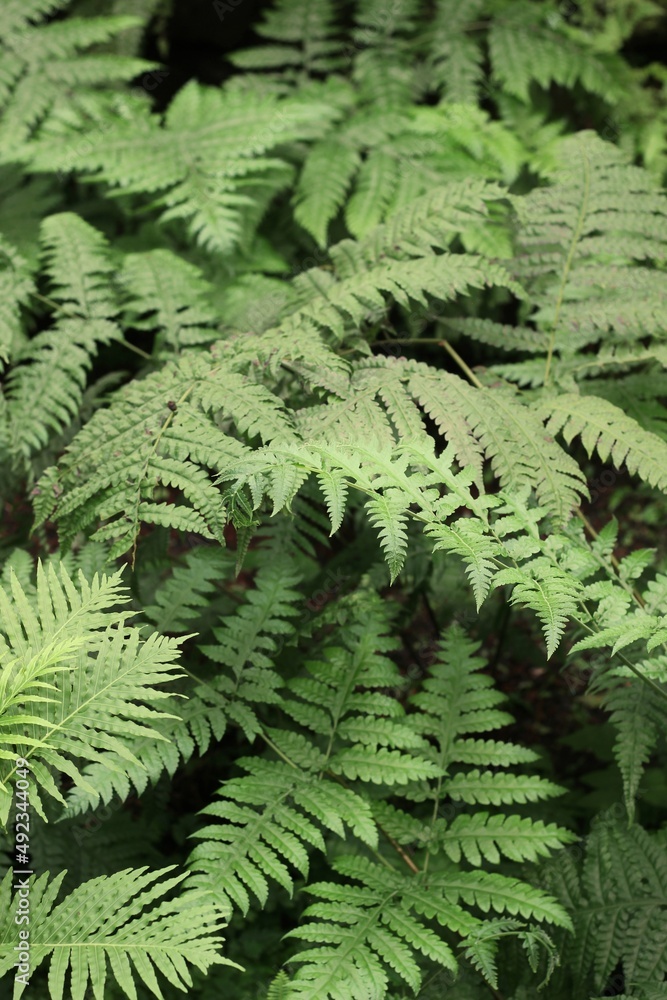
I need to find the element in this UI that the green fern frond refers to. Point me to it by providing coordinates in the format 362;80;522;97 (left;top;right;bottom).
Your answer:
427;0;486;104
230;0;344;77
120;250;220;352
552;816;667;994
142;546;234;635
189;756;376;915
510;131;667;370
494;560;582;658
22;81;338;256
439;813;576;866
489;2;623;104
293;139;361;247
0;236;33;364
539;392;667;493
198;558;303;738
0;6;156;151
0;560;183;826
286;853;570;999
4;214;123;458
0;867;234;998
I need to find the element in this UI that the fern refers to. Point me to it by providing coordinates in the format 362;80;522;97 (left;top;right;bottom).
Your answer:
0;867;234;998
2;4;667;998
0;2;157;152
539;393;667;493
20;80;339;256
0;559;183;826
230;0;344;77
488;2;624;104
189;608;573;997
427;0;486;104
119;249;221;354
198;556;304;738
549;816;667;997
3;214;123;462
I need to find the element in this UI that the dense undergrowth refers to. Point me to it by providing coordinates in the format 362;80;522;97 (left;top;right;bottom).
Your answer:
1;1;667;998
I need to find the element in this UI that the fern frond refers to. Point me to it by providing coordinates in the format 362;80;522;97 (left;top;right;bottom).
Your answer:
198;557;303;738
494;560;582;658
293;139;361;247
539;392;667;493
552;816;667;994
440;813;576;866
511;131;667;368
0;560;183;826
4;214;124;459
427;0;486;104
0;8;156;151
142;546;233;635
23;81;338;256
0;236;33;364
287;853;570;999
230;0;344;77
189;756;376;915
120;249;220;352
489;2;623;104
0;867;234;997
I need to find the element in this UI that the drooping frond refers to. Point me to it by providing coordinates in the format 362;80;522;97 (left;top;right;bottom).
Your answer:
539;392;667;494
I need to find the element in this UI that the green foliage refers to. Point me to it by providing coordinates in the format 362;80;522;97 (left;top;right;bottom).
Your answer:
0;867;234;999
1;1;667;998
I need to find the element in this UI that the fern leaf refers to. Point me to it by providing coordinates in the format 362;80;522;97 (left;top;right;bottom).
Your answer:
493;561;582;658
189;758;375;915
552;816;667;992
0;560;183;826
428;0;485;103
0;867;234;997
120;249;220;352
6;214;122;458
0;10;157;150
365;490;410;582
539;392;667;493
23;82;339;255
294;140;361;246
489;3;622;103
440;813;576;866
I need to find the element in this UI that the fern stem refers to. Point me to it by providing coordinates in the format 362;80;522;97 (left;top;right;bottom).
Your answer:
260;730;301;770
543;145;591;386
438;339;485;389
375;823;421;874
